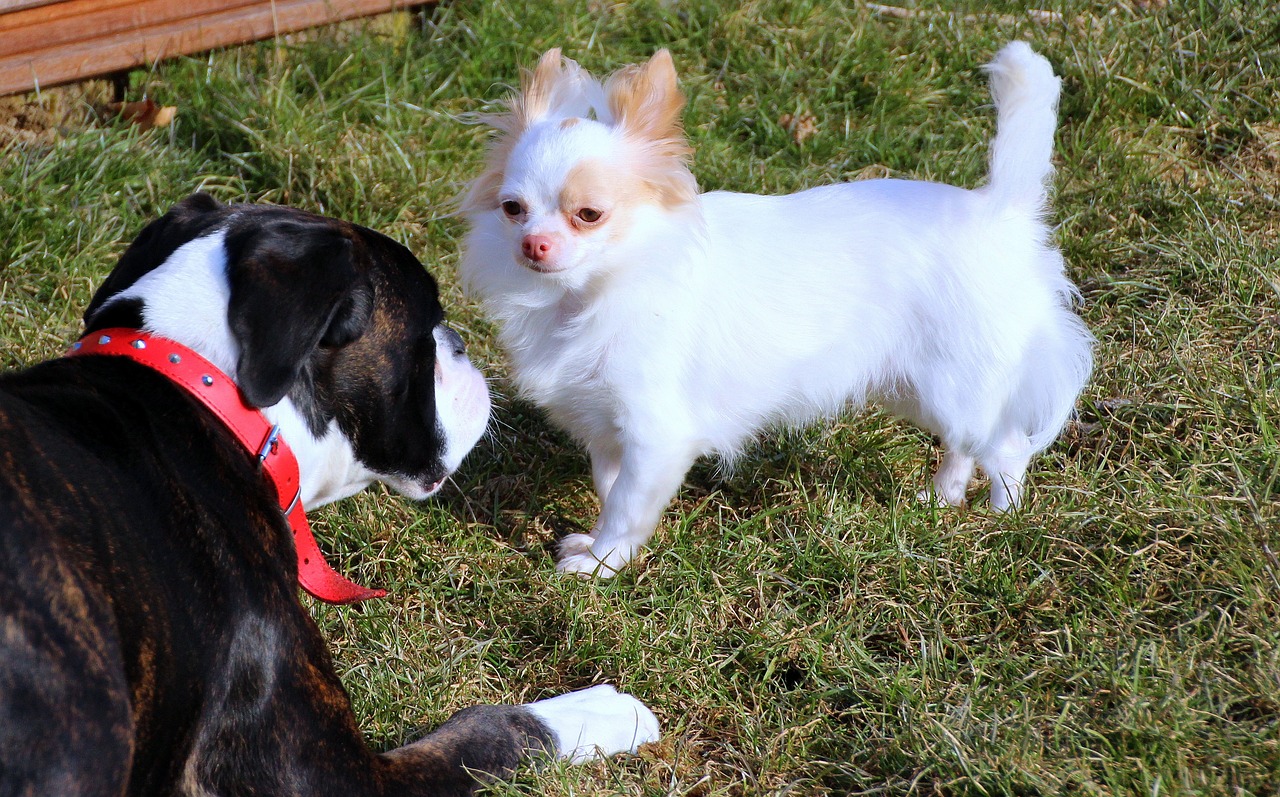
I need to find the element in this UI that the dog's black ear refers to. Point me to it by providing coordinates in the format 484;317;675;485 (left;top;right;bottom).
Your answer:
225;217;373;408
85;193;227;328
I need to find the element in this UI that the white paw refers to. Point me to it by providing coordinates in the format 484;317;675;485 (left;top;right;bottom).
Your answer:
916;487;964;508
556;552;622;579
557;532;596;558
526;684;661;763
555;535;631;579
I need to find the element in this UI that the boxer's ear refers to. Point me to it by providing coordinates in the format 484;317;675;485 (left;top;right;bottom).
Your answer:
225;219;373;408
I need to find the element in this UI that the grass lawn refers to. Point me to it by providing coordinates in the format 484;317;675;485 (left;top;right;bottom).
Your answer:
2;1;1278;794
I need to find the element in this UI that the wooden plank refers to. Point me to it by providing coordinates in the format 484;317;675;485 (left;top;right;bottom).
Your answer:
1;0;180;32
0;0;418;96
0;0;263;57
0;1;61;14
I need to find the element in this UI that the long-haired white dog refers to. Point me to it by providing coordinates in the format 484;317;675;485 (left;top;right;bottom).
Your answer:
460;42;1093;577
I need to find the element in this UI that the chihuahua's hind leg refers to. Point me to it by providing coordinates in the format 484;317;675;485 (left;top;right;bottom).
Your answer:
918;447;975;507
979;430;1034;512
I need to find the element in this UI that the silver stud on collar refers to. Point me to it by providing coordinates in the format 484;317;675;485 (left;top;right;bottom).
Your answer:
71;341;82;351
131;339;147;350
169;354;181;364
201;375;214;387
98;335;111;345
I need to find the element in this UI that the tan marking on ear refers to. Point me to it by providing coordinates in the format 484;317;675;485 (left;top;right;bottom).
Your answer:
605;49;689;157
515;48;564;128
560;117;582;129
472;49;565;142
601;50;696;208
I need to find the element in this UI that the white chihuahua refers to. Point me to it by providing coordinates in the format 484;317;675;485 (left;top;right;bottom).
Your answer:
460;42;1093;577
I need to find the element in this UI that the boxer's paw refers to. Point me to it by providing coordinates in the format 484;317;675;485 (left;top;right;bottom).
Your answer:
526;685;660;763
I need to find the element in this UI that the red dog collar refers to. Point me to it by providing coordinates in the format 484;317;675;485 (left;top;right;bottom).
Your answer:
67;328;386;605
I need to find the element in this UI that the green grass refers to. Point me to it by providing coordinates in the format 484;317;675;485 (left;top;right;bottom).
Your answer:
2;1;1279;794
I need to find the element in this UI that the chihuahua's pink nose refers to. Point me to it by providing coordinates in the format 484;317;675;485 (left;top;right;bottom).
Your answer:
522;234;554;262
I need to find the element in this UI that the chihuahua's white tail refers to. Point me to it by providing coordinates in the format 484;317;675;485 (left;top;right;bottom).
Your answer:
982;41;1061;211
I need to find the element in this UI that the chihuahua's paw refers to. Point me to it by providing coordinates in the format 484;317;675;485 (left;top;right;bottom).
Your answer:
558;532;596;558
556;551;622;579
555;535;631;579
916;487;965;508
526;684;660;763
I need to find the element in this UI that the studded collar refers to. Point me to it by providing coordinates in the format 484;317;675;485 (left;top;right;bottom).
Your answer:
67;328;386;605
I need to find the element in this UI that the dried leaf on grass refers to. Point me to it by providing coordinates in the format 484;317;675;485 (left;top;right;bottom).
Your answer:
778;112;817;145
106;98;176;130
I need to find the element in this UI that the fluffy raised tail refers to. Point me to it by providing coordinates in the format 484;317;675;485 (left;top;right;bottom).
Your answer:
982;41;1062;211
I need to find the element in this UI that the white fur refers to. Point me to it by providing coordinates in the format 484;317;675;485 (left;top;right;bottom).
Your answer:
461;42;1094;577
431;325;493;485
109;230;240;376
525;685;660;763
96;223;490;508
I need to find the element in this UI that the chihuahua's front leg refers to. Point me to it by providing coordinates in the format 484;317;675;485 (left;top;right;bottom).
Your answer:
587;438;623;502
557;438;698;578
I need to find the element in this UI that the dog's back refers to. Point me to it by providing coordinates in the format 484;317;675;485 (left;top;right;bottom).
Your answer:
0;368;134;793
0;356;291;793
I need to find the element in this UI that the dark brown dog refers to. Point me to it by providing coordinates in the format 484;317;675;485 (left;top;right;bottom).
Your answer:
0;194;657;796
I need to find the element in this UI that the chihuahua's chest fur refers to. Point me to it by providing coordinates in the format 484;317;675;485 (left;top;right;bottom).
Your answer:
501;291;627;442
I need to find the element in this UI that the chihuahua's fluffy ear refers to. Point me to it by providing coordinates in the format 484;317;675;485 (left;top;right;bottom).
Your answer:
517;49;594;125
605;49;696;207
508;48;604;129
605;50;688;155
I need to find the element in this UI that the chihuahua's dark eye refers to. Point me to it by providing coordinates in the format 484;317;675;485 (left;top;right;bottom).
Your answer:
501;200;524;217
577;207;602;223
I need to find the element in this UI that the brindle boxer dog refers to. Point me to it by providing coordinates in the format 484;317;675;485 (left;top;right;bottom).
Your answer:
0;193;658;796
